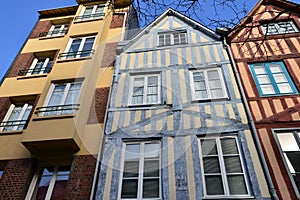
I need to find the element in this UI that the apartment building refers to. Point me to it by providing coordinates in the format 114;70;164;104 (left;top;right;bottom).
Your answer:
0;0;137;199
227;0;300;199
94;8;272;200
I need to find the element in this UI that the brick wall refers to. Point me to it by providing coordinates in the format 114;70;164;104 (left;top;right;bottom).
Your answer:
101;42;118;68
29;20;52;39
88;87;110;124
6;53;34;78
64;155;97;200
0;159;35;200
0;97;11;122
110;13;125;29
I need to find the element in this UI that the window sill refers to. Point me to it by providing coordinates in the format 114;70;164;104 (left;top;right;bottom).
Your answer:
128;103;162;108
203;196;254;199
157;42;188;48
74;17;104;24
191;97;230;103
39;35;65;40
57;56;92;63
33;114;75;121
17;74;48;80
0;130;23;135
259;92;298;98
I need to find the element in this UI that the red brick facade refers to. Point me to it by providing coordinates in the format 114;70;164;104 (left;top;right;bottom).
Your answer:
6;53;34;78
64;155;97;200
110;13;125;29
29;20;52;39
0;159;35;200
88;87;110;124
0;97;11;122
101;42;118;68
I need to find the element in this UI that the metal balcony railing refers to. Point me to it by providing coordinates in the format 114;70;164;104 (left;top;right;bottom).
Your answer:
75;13;104;21
58;50;95;59
0;120;27;131
35;104;80;116
39;29;68;37
18;67;52;76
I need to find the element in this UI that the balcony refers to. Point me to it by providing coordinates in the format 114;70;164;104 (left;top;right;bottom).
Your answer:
58;50;95;60
39;29;68;37
18;67;52;76
35;104;80;116
75;13;104;21
21;104;81;154
0;120;27;132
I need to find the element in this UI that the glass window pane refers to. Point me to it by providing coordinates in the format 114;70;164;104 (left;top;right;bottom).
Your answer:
261;85;275;95
254;66;266;74
277;83;293;93
201;139;217;155
165;34;171;45
132;96;143;104
277;133;299;151
194;81;206;90
64;83;82;105
273;74;288;83
227;175;247;195
134;77;144;86
195;90;208;99
121;179;138;198
143;179;159;198
257;75;271;84
269;64;282;73
67;39;81;58
205;175;224;195
209;79;222;89
224;156;243;173
210;89;224;98
193;72;204;81
144;160;159;177
207;70;219;79
123;161;139;177
203;157;220;173
221;138;238;154
148;76;158;85
125;144;140;160
144;143;160;158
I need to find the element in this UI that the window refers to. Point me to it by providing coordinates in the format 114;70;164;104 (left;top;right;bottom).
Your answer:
130;74;161;105
60;35;96;59
119;141;161;199
190;68;227;100
47;24;69;37
27;165;70;200
261;20;299;35
19;57;53;76
0;103;32;132
158;31;187;46
276;130;300;193
76;4;105;21
37;81;82;116
249;62;297;96
199;136;250;198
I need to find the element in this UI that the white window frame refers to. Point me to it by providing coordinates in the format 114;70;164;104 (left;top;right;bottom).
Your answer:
25;165;70;200
261;20;299;35
78;4;106;21
47;24;69;37
157;30;187;46
26;57;53;76
274;129;300;197
198;135;251;198
0;103;31;131
190;67;228;101
41;81;83;116
129;74;161;106
63;35;96;59
118;141;161;200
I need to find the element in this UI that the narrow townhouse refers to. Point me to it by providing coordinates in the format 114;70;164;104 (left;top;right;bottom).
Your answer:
0;0;137;199
226;0;300;199
95;8;272;200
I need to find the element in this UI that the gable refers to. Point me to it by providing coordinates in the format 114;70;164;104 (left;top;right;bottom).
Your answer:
125;14;218;52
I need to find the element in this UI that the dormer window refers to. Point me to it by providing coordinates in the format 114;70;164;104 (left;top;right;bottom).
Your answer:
158;30;187;46
261;20;299;35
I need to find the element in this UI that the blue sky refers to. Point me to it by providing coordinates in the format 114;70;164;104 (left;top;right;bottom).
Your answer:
0;0;299;81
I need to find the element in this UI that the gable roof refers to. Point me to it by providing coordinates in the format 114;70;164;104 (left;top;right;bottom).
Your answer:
227;0;300;40
117;8;221;54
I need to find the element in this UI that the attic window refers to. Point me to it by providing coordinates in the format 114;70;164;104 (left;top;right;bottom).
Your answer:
158;30;187;46
261;20;299;35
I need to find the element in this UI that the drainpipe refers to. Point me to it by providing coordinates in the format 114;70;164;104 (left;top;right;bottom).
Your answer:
223;38;279;200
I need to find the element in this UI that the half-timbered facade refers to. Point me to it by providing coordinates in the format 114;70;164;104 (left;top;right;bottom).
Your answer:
95;8;271;200
227;0;300;199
